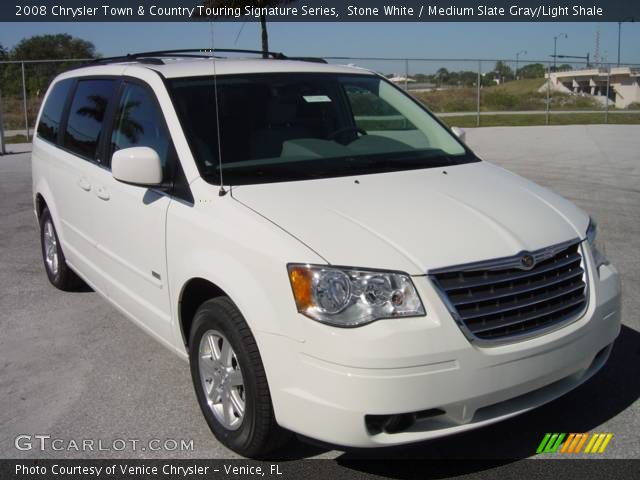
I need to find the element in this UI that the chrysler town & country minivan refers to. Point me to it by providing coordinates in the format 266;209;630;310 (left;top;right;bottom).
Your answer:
31;50;621;457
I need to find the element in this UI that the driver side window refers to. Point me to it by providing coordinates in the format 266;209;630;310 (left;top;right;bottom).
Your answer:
109;82;172;170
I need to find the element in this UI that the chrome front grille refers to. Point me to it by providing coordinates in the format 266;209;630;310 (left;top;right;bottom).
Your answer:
430;240;588;344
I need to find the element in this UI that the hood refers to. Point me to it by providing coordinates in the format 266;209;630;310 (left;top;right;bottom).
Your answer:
231;162;589;275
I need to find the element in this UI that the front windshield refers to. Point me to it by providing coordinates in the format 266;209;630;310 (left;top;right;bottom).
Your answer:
168;73;477;185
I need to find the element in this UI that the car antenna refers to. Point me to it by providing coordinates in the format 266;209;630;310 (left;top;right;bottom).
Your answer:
209;22;227;197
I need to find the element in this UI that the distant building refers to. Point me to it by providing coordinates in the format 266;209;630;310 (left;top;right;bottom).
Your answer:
541;67;640;108
387;75;438;91
388;74;416;84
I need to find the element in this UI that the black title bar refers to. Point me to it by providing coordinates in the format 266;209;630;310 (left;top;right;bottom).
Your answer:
3;0;640;22
2;459;640;480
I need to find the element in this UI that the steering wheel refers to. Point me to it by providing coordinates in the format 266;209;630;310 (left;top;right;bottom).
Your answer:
327;126;367;143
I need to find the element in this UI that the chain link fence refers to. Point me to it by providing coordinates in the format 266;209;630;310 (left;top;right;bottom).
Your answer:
0;58;89;152
1;56;640;151
324;57;640;128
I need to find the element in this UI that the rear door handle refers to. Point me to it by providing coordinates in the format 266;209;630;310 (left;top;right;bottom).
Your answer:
95;186;110;201
77;177;91;191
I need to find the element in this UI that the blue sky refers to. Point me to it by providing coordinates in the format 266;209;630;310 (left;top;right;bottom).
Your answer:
1;21;638;74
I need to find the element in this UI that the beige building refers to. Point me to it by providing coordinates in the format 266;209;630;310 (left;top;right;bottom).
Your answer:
541;67;640;109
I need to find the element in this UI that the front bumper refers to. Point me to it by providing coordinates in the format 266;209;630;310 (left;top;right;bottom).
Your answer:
257;258;621;448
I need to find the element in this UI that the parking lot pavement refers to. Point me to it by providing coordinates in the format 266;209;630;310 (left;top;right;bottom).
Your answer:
0;125;638;465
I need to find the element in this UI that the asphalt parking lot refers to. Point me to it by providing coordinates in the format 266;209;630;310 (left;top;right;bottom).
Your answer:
0;125;638;465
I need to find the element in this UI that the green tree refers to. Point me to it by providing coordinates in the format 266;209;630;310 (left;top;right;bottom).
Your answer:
517;63;545;79
481;70;500;87
456;70;479;87
435;68;450;87
0;43;7;60
494;61;514;83
2;34;97;97
11;33;95;60
201;0;294;58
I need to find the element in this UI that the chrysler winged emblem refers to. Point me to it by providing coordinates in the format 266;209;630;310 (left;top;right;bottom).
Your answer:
520;254;535;270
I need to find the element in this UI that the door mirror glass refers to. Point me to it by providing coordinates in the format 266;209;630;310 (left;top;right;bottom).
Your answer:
112;147;163;186
450;126;466;143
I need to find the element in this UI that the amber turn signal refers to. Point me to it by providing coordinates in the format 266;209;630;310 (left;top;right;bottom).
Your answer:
288;265;314;312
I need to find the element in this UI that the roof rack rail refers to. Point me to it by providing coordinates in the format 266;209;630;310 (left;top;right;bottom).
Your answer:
90;56;165;65
88;48;327;66
287;56;328;64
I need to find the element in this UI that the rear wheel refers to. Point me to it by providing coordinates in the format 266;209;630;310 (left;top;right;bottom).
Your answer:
189;297;291;458
39;208;84;291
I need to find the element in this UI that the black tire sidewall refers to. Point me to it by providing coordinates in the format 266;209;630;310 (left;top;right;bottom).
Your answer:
39;208;64;286
188;300;260;454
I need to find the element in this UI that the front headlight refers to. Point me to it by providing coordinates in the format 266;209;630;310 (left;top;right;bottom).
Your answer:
287;264;425;327
586;217;609;268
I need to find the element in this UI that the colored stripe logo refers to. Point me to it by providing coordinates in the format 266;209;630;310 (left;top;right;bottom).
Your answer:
537;433;613;454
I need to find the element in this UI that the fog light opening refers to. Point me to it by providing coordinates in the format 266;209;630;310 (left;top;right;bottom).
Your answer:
366;408;445;434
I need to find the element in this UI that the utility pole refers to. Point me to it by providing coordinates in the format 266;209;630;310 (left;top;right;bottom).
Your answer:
617;22;621;66
476;61;481;127
545;62;551;125
553;33;568;70
21;61;29;142
605;65;610;123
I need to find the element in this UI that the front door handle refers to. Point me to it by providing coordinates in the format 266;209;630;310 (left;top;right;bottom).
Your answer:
77;177;91;191
95;186;110;201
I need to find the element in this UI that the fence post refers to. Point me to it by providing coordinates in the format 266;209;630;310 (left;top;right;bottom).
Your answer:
546;62;551;125
605;66;610;124
0;89;5;154
476;61;481;127
21;61;29;141
404;58;409;91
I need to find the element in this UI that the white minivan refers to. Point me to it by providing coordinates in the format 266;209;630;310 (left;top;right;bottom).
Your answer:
32;50;621;457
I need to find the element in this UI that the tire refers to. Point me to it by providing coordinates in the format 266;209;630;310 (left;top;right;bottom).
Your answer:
39;207;85;291
189;297;291;458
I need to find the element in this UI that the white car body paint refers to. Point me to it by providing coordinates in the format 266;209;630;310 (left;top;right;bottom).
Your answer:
32;58;621;448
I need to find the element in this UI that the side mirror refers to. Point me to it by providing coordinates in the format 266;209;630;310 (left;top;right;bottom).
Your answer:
451;126;466;143
112;147;163;186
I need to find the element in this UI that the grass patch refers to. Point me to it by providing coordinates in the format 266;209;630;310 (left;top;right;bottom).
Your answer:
491;78;545;95
412;78;602;113
442;113;640;128
3;134;29;144
1;96;42;130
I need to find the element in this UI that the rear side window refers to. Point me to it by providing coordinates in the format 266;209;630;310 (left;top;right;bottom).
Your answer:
63;79;117;162
110;82;171;169
37;79;73;143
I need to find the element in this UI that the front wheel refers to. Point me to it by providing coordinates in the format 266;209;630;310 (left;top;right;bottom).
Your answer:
189;297;290;457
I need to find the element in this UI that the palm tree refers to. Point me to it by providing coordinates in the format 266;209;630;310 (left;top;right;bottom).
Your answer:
76;94;109;123
77;97;144;144
200;0;294;57
112;100;144;143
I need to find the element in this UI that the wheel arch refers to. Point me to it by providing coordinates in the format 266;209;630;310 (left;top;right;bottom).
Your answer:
178;277;229;347
35;192;47;219
170;243;308;353
32;180;63;242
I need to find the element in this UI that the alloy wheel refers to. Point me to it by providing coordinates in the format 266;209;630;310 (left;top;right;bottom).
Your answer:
198;329;245;430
